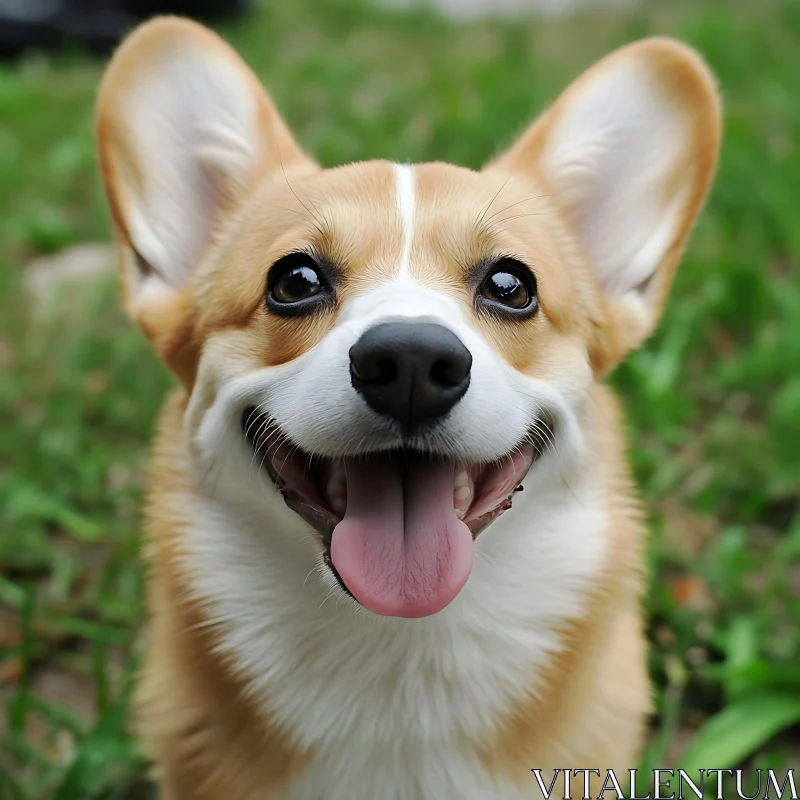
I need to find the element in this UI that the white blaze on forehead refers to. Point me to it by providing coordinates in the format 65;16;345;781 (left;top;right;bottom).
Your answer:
394;163;415;280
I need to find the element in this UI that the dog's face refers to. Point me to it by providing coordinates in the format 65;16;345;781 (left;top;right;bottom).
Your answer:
97;19;720;618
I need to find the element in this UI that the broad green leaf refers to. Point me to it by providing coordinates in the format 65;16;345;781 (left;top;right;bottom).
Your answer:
680;693;800;771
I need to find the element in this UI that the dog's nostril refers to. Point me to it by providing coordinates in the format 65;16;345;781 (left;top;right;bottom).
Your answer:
353;356;397;386
374;358;397;384
430;358;464;387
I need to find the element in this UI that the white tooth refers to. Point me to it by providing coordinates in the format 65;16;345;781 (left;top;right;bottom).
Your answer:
454;486;471;501
331;492;346;517
327;459;347;516
454;469;469;489
453;483;472;520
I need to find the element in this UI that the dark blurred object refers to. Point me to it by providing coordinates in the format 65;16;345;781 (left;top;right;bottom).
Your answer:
0;0;251;58
111;773;159;800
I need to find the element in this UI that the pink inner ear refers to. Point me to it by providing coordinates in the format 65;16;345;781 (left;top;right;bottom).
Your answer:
485;40;720;349
97;16;314;301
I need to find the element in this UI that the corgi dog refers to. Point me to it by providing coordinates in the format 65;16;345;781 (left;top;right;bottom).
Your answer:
96;17;720;800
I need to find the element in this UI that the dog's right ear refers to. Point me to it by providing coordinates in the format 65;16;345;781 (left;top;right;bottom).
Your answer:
486;38;720;374
96;17;315;386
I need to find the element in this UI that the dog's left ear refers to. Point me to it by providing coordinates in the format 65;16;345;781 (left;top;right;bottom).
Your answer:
487;38;721;371
96;17;316;387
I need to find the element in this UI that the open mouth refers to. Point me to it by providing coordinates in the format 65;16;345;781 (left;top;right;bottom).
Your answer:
242;407;546;618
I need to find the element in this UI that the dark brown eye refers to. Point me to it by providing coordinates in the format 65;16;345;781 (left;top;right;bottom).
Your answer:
267;254;332;312
273;265;322;302
479;261;536;312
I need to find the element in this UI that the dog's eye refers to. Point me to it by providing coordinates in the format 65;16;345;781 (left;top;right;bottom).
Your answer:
273;265;323;302
478;261;537;312
267;254;331;311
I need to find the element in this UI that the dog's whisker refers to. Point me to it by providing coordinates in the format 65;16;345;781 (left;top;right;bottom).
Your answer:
474;176;512;229
482;193;552;226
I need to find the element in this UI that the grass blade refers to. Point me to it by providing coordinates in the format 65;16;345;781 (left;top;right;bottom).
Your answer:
680;693;800;771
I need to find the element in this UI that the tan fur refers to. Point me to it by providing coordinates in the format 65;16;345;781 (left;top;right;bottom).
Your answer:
477;385;650;786
409;163;586;374
95;18;721;797
487;37;721;376
97;16;316;388
138;393;310;799
140;389;649;797
194;161;403;366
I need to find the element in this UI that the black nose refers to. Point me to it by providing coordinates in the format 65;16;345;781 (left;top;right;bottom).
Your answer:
350;322;472;429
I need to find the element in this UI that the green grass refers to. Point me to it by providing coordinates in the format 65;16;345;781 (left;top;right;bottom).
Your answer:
1;0;799;796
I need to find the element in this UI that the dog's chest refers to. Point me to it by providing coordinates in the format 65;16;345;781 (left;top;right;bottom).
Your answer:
261;608;558;800
279;744;536;800
184;483;605;799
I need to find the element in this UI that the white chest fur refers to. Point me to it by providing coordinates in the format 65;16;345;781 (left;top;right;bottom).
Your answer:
181;460;607;799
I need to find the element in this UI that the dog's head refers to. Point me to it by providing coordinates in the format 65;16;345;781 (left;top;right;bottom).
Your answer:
97;18;720;618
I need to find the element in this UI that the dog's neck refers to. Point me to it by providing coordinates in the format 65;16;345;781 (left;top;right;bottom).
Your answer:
142;381;645;795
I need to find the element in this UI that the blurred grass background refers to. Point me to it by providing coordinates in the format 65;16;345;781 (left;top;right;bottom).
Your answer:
1;0;799;796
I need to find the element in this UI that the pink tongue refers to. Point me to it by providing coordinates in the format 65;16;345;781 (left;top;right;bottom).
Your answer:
330;456;473;618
